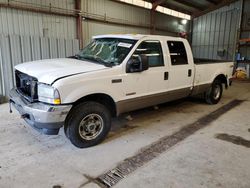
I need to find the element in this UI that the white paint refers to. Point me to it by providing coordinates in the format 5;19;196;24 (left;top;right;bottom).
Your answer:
1;83;250;188
15;58;108;84
14;34;234;105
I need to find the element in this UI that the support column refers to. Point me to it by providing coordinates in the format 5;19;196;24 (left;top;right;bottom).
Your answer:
150;0;165;34
150;9;156;34
76;0;83;49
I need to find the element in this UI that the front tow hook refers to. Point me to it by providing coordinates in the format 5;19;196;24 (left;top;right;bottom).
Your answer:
21;114;29;119
9;100;13;113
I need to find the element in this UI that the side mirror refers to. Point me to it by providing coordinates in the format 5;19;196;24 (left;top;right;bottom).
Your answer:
126;54;149;73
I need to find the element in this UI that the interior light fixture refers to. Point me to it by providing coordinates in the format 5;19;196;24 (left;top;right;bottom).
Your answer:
181;19;188;25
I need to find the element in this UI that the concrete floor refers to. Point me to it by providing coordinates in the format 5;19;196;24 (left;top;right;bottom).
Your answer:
0;82;250;188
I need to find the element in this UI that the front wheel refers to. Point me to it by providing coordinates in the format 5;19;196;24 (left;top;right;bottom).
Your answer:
205;80;223;104
65;101;111;148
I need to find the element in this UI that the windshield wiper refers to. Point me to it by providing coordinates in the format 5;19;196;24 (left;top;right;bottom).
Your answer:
68;54;81;59
95;56;113;67
81;55;113;67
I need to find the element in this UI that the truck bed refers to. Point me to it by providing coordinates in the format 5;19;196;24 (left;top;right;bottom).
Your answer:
194;60;234;89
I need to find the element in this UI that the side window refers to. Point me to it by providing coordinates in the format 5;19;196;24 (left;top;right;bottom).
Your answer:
167;41;188;65
132;40;164;67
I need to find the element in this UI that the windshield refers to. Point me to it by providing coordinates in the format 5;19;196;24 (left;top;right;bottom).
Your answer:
77;38;137;66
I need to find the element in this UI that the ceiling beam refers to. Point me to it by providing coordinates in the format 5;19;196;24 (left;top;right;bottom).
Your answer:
205;0;219;5
152;0;166;10
173;0;206;11
160;2;193;15
193;0;239;18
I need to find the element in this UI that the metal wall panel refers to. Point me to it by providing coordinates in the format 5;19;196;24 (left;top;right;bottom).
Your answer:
31;36;42;60
82;0;150;25
73;39;80;54
239;0;250;59
58;39;66;58
49;38;58;59
10;35;22;66
82;21;150;45
65;39;74;57
0;0;79;99
155;12;190;35
21;36;32;62
41;37;50;59
0;35;14;97
0;49;3;96
192;0;242;60
0;0;75;9
81;0;189;45
0;35;79;97
81;0;151;45
0;2;76;38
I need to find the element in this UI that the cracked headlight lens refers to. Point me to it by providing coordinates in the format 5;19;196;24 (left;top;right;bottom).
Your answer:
38;83;61;104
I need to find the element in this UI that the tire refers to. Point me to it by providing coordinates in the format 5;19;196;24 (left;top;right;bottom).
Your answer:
65;101;111;148
205;80;223;105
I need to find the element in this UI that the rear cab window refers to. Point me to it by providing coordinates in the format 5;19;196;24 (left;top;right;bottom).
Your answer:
167;41;188;66
132;40;164;67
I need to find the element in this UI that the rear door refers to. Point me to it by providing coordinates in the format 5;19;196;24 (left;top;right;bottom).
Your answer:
166;40;194;97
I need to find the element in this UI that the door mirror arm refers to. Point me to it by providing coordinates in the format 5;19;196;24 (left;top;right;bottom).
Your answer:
126;55;149;73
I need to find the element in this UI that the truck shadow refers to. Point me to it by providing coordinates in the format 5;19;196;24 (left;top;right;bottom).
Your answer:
105;97;206;142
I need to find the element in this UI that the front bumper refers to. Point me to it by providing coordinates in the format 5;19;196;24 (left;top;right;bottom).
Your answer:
9;88;72;135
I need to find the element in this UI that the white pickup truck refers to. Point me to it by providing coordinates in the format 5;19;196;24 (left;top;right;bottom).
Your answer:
10;34;234;148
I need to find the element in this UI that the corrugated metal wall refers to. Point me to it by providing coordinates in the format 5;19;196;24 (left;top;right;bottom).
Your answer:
81;0;149;45
239;0;250;59
0;35;79;98
155;12;188;34
82;21;150;45
0;0;190;99
0;0;79;99
192;0;242;60
81;0;190;45
0;0;76;38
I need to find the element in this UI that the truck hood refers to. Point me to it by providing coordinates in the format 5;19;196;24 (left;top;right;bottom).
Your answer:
15;58;108;84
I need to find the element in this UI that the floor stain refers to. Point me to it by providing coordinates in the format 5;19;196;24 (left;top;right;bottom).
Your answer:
215;133;250;148
79;174;103;188
248;128;250;132
96;99;244;187
52;185;62;188
107;124;139;141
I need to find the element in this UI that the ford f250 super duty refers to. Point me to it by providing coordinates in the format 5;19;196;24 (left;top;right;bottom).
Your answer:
9;34;234;148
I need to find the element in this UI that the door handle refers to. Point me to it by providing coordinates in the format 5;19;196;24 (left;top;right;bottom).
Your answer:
188;69;192;77
164;72;169;80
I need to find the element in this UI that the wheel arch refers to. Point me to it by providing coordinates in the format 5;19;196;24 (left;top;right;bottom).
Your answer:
72;93;117;117
214;74;228;89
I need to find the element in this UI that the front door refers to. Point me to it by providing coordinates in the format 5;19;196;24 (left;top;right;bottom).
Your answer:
119;39;169;113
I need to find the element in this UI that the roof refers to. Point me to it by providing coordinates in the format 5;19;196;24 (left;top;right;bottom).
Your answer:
93;34;184;41
93;34;146;40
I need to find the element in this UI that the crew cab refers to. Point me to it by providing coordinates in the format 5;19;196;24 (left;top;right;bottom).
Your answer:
9;34;234;148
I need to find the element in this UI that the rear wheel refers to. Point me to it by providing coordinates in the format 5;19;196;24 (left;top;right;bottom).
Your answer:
205;80;223;104
65;101;111;148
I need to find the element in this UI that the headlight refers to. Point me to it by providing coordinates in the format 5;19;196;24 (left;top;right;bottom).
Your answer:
38;83;61;104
